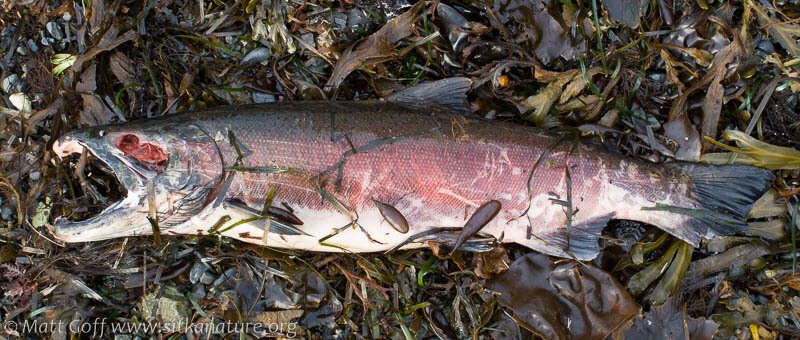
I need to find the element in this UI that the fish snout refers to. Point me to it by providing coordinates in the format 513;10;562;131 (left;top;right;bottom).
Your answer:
53;135;83;159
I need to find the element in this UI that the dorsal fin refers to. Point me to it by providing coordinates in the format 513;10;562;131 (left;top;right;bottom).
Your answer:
387;77;472;114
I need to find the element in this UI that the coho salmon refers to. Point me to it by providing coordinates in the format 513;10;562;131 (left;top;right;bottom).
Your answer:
52;79;773;260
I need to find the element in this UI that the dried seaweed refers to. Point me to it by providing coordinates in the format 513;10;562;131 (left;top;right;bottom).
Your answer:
488;253;638;340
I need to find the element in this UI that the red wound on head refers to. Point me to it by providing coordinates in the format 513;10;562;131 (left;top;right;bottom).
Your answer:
116;134;169;172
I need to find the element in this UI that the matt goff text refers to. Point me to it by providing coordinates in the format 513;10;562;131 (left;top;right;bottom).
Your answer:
4;318;299;337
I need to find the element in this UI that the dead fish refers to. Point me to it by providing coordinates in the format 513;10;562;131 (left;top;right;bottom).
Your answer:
51;78;774;260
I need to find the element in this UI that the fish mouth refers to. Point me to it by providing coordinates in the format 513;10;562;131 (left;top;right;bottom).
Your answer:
52;133;152;242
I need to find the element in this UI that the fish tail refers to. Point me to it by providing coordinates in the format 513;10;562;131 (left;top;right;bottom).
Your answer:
658;162;774;243
514;163;773;260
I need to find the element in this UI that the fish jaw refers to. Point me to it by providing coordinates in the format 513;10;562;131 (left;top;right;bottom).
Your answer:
52;133;153;241
53;194;151;241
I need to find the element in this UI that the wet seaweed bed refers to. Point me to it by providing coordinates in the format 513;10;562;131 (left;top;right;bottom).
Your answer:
1;0;800;338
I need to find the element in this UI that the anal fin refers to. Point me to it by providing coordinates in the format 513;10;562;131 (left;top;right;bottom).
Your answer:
517;213;614;261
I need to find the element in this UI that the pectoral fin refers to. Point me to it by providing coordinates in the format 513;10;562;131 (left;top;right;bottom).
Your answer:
223;199;310;236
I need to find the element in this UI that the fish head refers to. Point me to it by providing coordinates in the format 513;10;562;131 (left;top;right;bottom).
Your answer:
52;120;224;242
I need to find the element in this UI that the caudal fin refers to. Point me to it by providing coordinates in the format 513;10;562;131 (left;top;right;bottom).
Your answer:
662;163;774;240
